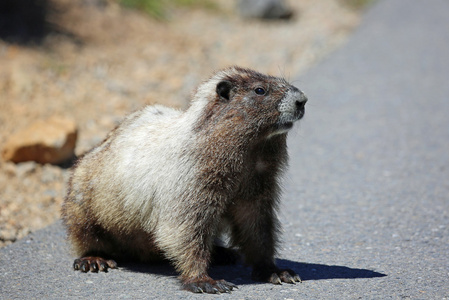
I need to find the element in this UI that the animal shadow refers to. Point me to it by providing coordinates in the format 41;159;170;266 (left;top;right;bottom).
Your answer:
120;258;386;285
276;259;386;281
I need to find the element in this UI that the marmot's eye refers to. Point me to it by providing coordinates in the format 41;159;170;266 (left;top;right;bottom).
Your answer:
255;87;266;95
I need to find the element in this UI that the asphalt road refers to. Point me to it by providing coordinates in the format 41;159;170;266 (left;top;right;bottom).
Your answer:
1;0;449;298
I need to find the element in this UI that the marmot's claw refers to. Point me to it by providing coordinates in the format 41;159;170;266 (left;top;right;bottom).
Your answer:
270;273;282;284
278;269;301;284
182;278;236;294
253;267;301;285
73;257;117;273
278;269;302;284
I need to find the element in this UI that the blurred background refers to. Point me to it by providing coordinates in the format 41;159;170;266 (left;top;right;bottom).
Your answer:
0;0;370;247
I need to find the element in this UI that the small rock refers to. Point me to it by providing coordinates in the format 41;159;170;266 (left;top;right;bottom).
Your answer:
2;116;78;164
41;164;62;183
2;161;17;177
15;161;37;178
43;189;57;199
237;0;294;19
0;229;17;242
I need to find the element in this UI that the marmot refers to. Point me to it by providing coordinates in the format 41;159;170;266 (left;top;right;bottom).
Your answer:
62;66;307;294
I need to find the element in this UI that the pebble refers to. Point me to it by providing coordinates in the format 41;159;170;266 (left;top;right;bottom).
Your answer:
41;164;62;183
0;229;17;242
15;161;37;178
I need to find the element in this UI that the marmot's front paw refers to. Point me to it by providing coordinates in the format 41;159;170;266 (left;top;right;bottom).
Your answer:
73;256;117;273
182;276;237;294
252;267;301;284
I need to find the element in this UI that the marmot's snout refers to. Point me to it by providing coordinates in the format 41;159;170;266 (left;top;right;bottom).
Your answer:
278;88;307;129
295;93;307;118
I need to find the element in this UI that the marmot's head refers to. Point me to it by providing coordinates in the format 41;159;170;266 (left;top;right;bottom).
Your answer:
192;66;307;139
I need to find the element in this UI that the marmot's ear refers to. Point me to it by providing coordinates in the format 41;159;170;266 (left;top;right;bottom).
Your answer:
216;80;233;101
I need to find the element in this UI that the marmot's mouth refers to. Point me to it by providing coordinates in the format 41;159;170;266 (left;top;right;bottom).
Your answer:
279;121;294;130
267;121;294;138
277;108;304;126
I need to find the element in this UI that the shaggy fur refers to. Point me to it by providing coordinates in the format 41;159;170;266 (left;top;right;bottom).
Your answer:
62;66;307;294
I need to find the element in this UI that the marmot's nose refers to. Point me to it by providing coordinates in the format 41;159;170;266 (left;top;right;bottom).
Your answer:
295;94;307;110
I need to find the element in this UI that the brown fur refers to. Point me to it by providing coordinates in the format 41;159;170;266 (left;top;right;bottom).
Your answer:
62;66;307;293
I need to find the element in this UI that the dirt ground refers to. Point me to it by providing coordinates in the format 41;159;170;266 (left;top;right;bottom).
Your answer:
0;0;361;247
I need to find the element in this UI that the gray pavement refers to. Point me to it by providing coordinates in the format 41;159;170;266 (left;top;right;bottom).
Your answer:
2;0;449;298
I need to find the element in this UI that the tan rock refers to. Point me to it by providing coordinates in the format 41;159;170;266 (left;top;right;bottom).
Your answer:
2;116;78;164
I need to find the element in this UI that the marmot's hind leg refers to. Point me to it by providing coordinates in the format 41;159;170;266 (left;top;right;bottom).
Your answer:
69;225;119;273
70;228;120;273
69;225;121;273
63;202;120;272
